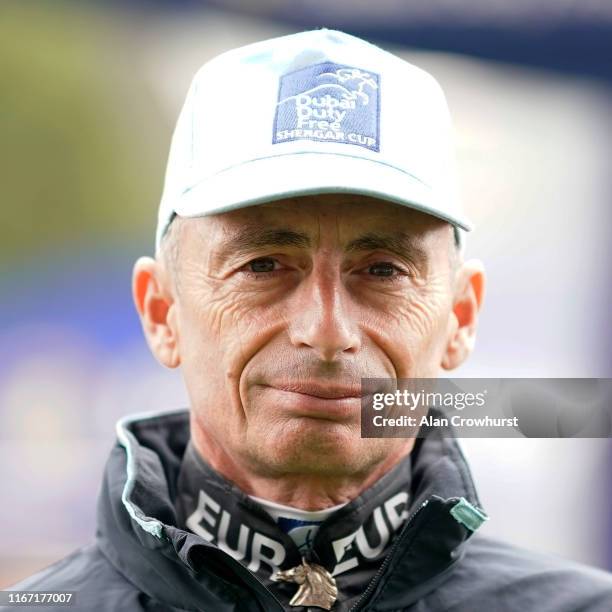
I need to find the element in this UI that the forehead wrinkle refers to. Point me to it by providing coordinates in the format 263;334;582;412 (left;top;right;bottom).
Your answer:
308;205;342;253
208;224;312;266
345;231;430;265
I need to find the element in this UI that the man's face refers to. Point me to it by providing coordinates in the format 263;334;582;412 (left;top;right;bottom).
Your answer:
159;194;463;479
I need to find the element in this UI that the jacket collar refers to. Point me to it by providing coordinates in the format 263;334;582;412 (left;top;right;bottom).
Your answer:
96;408;487;611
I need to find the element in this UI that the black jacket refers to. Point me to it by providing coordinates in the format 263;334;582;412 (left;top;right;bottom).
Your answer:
5;408;612;611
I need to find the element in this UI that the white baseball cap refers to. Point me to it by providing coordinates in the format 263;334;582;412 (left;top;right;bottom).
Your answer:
155;29;471;252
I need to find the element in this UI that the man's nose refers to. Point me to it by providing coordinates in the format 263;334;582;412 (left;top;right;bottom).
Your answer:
287;264;361;361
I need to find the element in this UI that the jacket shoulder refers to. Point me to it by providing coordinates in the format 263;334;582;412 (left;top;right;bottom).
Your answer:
421;534;612;612
1;543;147;612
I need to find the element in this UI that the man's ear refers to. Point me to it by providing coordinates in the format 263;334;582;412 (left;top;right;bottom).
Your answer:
441;259;485;371
132;256;180;368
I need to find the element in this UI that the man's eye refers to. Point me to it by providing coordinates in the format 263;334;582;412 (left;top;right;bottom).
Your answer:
368;262;397;277
248;257;277;273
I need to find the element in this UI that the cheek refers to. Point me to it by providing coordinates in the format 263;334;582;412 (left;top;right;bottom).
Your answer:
174;291;254;441
176;281;291;396
402;286;449;339
366;279;453;376
179;277;258;350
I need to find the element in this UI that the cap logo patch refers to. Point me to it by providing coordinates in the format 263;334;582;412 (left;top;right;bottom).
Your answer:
273;62;380;152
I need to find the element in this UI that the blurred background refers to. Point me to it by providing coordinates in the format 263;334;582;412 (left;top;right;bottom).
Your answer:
1;0;611;588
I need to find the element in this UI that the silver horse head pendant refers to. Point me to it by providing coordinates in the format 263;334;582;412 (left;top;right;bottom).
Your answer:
273;558;338;610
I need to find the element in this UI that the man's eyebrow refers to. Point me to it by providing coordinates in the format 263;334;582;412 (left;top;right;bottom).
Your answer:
213;227;311;261
345;232;429;265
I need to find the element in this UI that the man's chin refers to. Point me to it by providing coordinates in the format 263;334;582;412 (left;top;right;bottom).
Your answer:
247;420;383;476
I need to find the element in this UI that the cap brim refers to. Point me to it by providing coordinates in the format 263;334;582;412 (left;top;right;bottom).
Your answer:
174;152;472;232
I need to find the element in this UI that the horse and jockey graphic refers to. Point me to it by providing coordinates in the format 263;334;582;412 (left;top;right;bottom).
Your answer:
273;62;380;151
277;66;379;108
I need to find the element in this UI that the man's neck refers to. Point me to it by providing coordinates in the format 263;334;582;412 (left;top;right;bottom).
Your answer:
190;419;414;511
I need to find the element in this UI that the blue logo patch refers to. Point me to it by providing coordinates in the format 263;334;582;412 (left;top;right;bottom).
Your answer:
273;62;380;152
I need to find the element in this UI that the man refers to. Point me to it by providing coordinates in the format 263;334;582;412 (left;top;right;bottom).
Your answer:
5;29;612;611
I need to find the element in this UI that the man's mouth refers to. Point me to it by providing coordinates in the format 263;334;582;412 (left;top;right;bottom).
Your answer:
271;381;362;399
261;381;365;421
